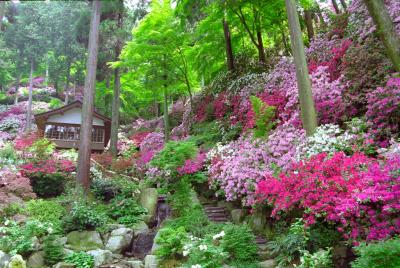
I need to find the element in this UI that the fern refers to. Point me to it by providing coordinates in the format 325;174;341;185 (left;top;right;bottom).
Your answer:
250;96;276;138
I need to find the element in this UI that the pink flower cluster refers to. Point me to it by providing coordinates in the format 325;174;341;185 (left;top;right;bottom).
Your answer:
255;152;400;241
14;133;39;151
137;131;164;166
178;152;206;175
20;159;75;176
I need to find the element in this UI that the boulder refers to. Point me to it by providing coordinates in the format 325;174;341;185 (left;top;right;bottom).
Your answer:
150;231;161;254
105;228;133;253
87;249;113;267
258;259;276;268
27;251;45;268
231;209;248;224
0;251;11;268
7;255;26;268
53;262;75;268
121;260;144;268
66;231;103;251
55;237;67;247
132;221;149;235
144;255;158;268
62;249;74;257
139;188;158;221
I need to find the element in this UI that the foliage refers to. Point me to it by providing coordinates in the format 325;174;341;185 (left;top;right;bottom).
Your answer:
108;195;147;226
49;97;64;109
297;248;333;268
25;199;66;231
91;176;140;201
155;226;188;260
27;172;67;198
64;252;94;268
351;238;400;268
0;219;54;256
62;200;108;232
43;235;65;266
249;96;276;138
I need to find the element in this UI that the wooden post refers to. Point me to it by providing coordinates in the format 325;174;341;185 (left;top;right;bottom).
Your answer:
76;0;101;191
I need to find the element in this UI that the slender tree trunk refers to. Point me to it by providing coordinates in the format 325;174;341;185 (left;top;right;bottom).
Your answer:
222;18;235;72
25;60;34;133
163;85;169;142
332;0;340;14
256;30;266;63
316;4;327;28
285;0;318;136
339;0;347;11
363;0;400;72
0;1;5;30
64;62;71;105
14;73;21;105
76;0;101;192
304;10;315;41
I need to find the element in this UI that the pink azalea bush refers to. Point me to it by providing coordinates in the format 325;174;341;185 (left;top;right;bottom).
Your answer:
178;152;206;175
20;159;75;176
255;152;400;241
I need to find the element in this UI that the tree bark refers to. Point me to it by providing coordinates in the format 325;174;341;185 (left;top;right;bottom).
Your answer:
64;61;71;105
332;0;340;14
0;1;5;30
25;59;34;133
110;5;123;157
285;0;318;136
14;73;21;105
256;30;266;63
76;0;101;192
163;84;169;142
339;0;347;11
222;18;235;72
363;0;400;72
304;10;315;41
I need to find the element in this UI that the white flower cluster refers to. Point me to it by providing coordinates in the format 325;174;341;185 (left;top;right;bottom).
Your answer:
296;124;355;159
191;265;202;268
212;230;225;240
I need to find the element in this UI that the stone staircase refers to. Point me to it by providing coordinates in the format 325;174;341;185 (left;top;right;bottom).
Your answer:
203;204;230;223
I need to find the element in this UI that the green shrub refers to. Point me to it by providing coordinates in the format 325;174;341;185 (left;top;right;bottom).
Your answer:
91;176;140;201
351;238;400;268
0;219;54;256
184;235;228;268
108;195;147;226
49;97;63;109
62;200;108;232
65;252;94;268
155;226;188;260
43;235;65;266
29;172;66;198
221;224;258;263
26;199;65;231
250;96;276;138
308;224;341;252
0;142;19;167
0;203;24;219
28;138;55;160
298;248;333;268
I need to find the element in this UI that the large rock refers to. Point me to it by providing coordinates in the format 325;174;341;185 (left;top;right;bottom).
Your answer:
144;255;158;268
66;231;103;251
132;221;149;235
150;231;161;254
27;251;45;268
87;249;113;267
139;188;158;222
105;228;133;253
121;260;143;268
53;262;75;268
0;251;11;268
231;209;248;224
7;255;26;268
258;259;276;268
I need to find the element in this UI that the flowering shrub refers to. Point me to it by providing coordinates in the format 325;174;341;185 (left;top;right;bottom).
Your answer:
14;133;39;151
138;131;164;165
130;131;151;146
92;152;113;168
177;152;206;175
255;152;400;241
366;77;400;146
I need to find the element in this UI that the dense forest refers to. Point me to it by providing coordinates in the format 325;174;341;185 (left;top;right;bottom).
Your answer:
0;0;399;268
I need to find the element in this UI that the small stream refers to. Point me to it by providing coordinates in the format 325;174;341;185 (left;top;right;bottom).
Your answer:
124;195;170;259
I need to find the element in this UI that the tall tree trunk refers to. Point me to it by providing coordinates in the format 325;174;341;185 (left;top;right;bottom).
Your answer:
316;4;327;28
163;85;169;142
14;73;21;105
363;0;400;72
110;5;123;157
256;30;266;63
304;10;315;41
76;0;101;192
222;18;235;72
339;0;347;11
25;59;34;133
332;0;340;14
64;62;71;105
285;0;318;136
0;1;5;30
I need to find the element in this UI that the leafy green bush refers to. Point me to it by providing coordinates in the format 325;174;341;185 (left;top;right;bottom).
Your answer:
155;226;188;260
151;140;198;173
298;248;333;268
91;176;140;201
351;238;400;268
49;97;63;109
0;219;54;256
0;142;19;167
26;199;66;231
308;224;341;252
43;235;65;266
62;201;108;232
29;172;66;198
221;224;258;263
65;252;94;268
28;138;55;160
108;195;147;226
250;96;276;138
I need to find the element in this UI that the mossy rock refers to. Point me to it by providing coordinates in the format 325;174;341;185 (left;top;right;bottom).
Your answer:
66;231;103;251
